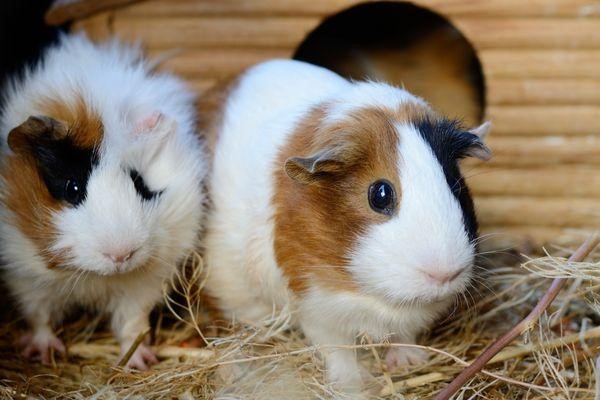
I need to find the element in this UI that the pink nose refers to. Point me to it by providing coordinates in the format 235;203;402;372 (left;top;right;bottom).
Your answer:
103;249;135;264
422;268;465;284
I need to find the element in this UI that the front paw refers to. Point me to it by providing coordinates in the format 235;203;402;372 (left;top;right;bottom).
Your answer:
326;357;364;394
384;346;429;372
120;343;158;371
18;330;66;365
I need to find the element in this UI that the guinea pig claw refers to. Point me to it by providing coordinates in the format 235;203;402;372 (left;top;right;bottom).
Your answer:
19;332;66;365
384;346;429;372
123;343;158;371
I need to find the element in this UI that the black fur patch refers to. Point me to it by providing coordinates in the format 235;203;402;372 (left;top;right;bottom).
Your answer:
31;136;97;206
415;118;479;242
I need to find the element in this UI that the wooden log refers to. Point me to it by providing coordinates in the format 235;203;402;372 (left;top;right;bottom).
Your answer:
466;166;600;198
465;136;600;166
80;14;600;50
76;16;600;82
481;50;600;79
71;11;112;40
108;16;321;49
487;79;600;105
152;48;292;79
46;0;142;25
455;18;600;50
486;105;600;136
190;77;600;106
477;226;595;251
188;77;600;105
476;197;599;228
115;0;600;18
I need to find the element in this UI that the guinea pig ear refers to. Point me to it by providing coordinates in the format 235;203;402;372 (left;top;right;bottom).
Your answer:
7;116;66;154
464;121;492;161
284;147;346;184
134;112;176;140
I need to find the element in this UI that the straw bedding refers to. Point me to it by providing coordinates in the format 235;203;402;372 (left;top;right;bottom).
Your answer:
0;241;598;399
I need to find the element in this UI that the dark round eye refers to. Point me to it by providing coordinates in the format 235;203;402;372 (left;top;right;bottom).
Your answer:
64;179;82;205
368;180;395;215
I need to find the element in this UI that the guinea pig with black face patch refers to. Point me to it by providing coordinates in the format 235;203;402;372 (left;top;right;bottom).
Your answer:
0;34;207;370
201;59;491;391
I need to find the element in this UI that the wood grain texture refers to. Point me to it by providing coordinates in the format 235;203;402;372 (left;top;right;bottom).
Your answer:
487;79;600;105
477;226;596;251
153;49;292;78
46;0;142;25
76;14;600;51
481;50;600;79
455;18;600;49
473;136;600;166
115;0;600;18
487;105;600;136
110;16;321;48
476;197;599;228
466;166;600;197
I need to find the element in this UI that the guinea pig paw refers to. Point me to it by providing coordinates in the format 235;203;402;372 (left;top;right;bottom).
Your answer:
123;344;159;371
19;332;66;365
384;347;429;372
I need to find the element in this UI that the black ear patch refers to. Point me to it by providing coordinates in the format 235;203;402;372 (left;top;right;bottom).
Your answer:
8;116;98;206
415;118;479;241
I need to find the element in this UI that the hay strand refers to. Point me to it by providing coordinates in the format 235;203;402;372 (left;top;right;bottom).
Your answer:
1;238;599;399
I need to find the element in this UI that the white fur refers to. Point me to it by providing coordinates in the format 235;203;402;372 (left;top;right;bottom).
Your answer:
0;34;207;367
205;59;475;390
205;60;348;322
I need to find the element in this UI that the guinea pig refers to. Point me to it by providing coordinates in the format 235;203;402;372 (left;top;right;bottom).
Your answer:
201;59;491;390
0;34;207;370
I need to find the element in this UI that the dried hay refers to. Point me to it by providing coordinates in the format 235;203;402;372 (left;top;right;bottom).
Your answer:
0;241;598;399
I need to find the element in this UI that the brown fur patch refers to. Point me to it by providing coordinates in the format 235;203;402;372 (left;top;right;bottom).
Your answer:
1;96;104;268
273;103;432;294
36;97;104;148
196;77;240;159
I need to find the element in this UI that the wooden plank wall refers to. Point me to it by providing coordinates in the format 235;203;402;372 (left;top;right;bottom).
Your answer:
73;0;600;250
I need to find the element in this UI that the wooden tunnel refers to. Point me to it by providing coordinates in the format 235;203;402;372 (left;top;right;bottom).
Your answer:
50;0;600;250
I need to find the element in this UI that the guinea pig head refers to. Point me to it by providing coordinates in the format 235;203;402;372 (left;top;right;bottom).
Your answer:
274;103;491;304
3;100;202;275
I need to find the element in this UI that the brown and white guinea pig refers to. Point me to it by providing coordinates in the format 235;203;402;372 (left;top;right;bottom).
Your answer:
0;34;207;369
201;59;491;390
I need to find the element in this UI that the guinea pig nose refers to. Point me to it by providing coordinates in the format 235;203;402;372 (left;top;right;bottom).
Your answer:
103;249;136;264
422;267;466;284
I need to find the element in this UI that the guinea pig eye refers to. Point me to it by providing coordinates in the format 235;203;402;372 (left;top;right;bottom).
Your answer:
130;169;161;201
368;180;395;215
64;179;83;205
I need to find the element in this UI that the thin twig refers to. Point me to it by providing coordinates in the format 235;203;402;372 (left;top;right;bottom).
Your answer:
117;329;150;367
434;234;599;400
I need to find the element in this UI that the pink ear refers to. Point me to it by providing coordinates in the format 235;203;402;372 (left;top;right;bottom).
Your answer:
133;112;177;141
134;112;163;134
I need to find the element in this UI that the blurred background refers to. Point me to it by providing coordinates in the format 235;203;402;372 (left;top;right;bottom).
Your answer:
0;1;63;93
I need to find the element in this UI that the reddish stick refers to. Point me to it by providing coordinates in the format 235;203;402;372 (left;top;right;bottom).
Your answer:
434;234;599;400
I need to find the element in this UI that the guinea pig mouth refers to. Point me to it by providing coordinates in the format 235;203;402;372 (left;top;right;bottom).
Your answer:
427;278;471;302
403;277;470;304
